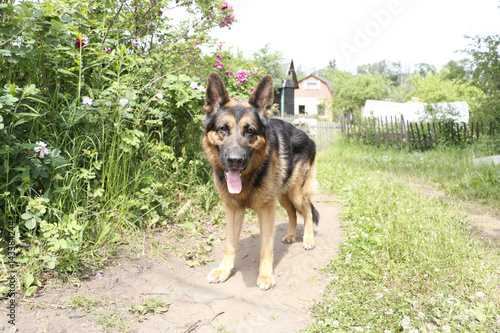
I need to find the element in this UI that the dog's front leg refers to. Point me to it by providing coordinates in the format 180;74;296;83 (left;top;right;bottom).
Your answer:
256;203;276;290
208;203;245;284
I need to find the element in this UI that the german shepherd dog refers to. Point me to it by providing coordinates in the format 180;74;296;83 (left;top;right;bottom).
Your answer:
202;72;319;290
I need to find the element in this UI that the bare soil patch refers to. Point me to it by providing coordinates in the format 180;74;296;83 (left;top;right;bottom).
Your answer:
2;194;342;332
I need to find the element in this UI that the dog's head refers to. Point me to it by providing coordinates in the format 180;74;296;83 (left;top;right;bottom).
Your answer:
202;72;274;194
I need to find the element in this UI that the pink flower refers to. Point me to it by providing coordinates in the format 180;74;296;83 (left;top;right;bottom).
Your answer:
215;61;224;70
75;38;87;48
221;2;228;10
216;54;223;60
235;70;248;84
105;48;110;53
193;41;199;45
226;70;233;78
161;39;166;43
218;42;223;50
250;88;255;92
190;82;199;89
158;10;163;17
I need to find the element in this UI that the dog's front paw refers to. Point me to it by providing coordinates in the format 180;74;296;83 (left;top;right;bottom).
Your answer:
281;234;296;244
257;274;276;290
303;236;315;250
208;267;231;284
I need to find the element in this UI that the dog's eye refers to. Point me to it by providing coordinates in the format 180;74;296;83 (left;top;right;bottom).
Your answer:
245;128;254;136
219;125;229;134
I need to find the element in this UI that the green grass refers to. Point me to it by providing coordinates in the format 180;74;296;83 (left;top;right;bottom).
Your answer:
128;296;170;316
335;138;500;210
305;140;500;332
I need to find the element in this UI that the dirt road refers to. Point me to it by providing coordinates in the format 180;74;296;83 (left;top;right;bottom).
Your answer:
5;195;342;332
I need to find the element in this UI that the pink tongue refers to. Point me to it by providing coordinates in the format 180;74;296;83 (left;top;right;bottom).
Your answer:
226;169;242;194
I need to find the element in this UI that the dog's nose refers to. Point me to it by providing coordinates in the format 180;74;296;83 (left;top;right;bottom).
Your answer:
227;155;244;168
226;151;245;169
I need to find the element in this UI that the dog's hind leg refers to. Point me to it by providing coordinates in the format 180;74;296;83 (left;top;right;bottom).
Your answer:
289;185;316;250
208;203;245;284
256;202;276;290
278;193;297;244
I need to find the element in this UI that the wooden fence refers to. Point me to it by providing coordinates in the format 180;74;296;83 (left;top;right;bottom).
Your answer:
276;115;496;151
339;115;497;150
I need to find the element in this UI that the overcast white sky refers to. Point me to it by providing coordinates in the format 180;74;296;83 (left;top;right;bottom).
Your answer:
210;0;500;73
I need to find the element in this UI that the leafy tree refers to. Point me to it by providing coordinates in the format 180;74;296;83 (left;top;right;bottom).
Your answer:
316;59;337;80
405;71;487;121
251;44;285;82
462;34;500;124
328;71;392;118
414;63;436;77
441;59;473;81
357;59;402;86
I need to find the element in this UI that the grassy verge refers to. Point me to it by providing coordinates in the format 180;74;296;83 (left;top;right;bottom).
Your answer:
306;140;500;332
337;137;500;210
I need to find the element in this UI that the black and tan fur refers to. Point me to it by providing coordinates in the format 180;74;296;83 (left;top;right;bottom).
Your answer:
202;72;319;290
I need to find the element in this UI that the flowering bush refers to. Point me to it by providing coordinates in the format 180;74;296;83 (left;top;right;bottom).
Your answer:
0;0;286;296
202;44;266;100
0;0;239;292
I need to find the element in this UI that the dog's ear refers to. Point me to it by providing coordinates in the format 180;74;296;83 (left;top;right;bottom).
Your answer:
205;72;229;116
249;75;274;119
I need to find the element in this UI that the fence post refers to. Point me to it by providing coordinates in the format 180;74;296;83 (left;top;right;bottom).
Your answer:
384;116;390;148
432;123;438;145
406;119;411;151
463;122;467;144
418;123;425;149
392;116;396;148
365;117;369;143
376;117;380;148
409;122;416;150
427;123;433;149
391;116;399;147
357;117;362;143
401;116;406;151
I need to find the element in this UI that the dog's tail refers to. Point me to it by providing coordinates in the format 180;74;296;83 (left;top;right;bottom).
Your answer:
311;203;319;226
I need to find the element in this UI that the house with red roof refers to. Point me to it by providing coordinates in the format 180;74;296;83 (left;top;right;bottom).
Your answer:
294;74;333;115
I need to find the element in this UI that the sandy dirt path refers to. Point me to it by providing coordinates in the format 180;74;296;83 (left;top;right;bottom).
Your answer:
3;195;342;333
